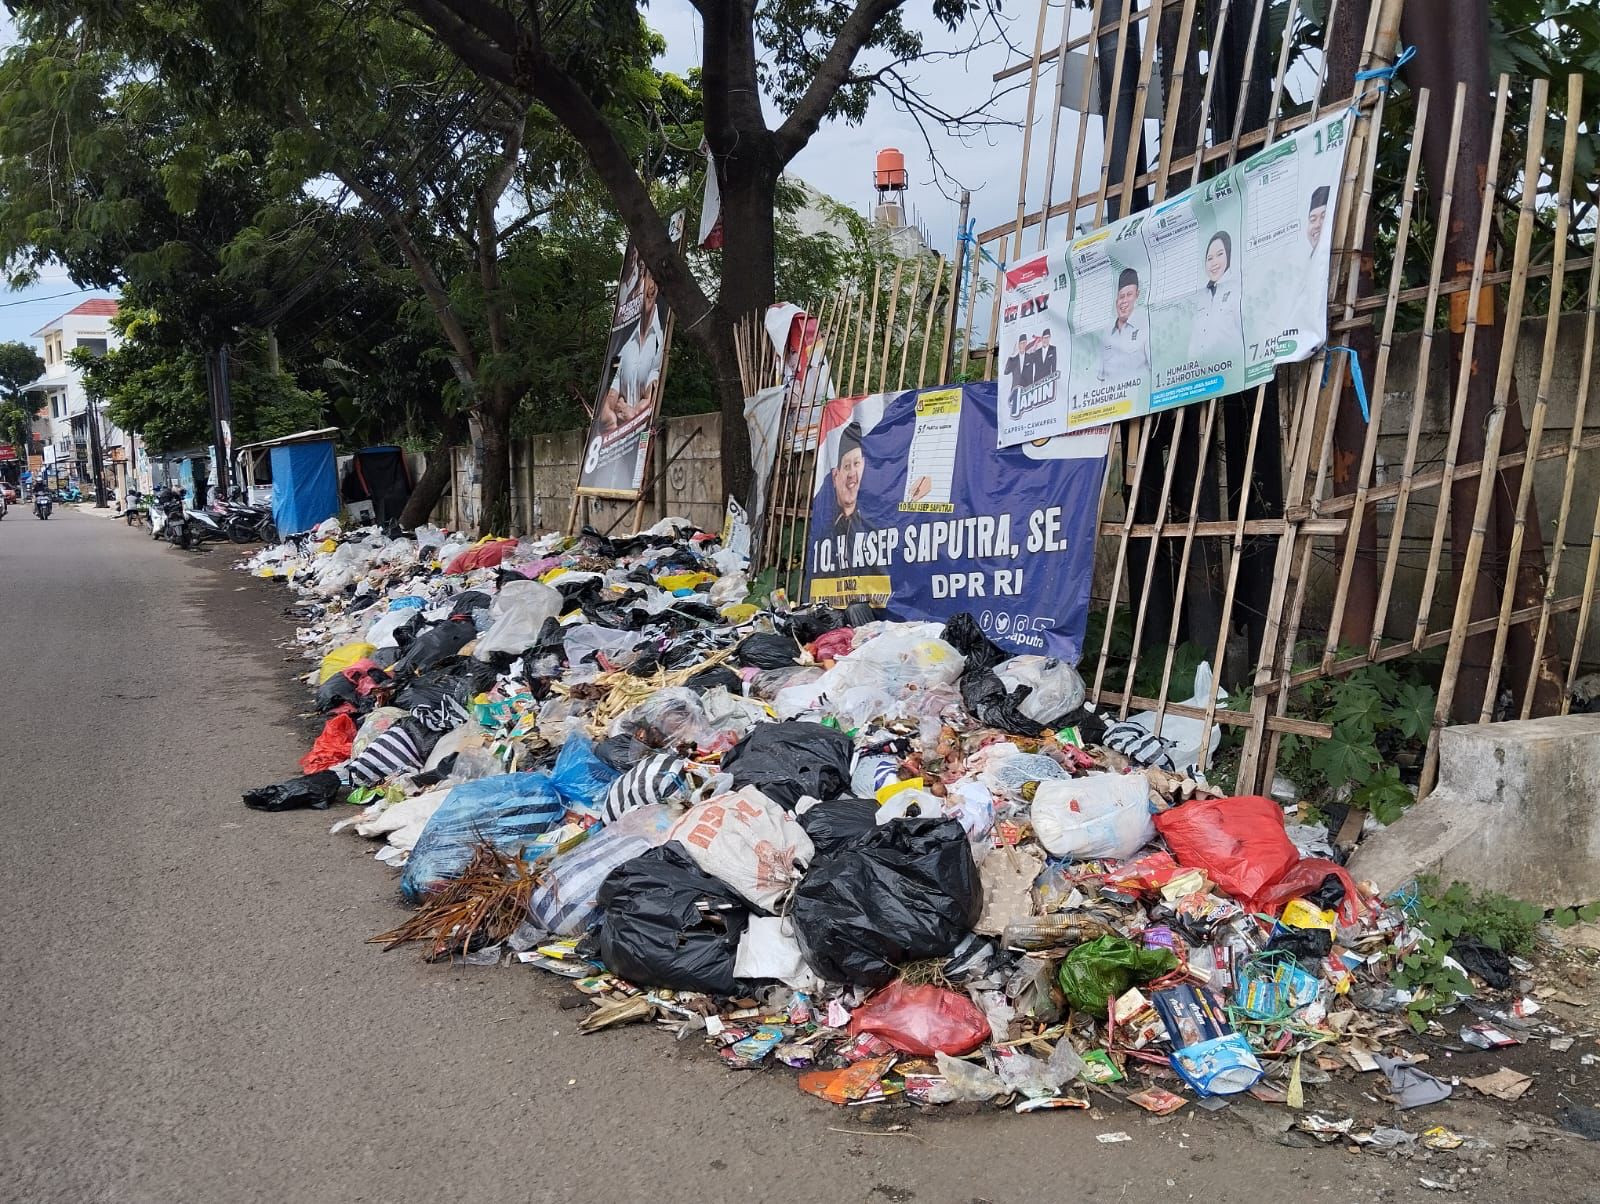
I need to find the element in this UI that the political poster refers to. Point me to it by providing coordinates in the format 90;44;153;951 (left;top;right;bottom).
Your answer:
579;239;672;495
997;112;1350;447
807;381;1108;662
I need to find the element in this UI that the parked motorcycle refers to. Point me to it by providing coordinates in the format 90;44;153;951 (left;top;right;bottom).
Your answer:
34;488;53;520
58;484;82;503
150;485;189;547
216;494;278;544
181;503;234;547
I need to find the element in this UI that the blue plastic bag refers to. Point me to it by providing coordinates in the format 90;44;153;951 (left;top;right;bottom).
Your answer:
401;771;565;902
550;735;621;812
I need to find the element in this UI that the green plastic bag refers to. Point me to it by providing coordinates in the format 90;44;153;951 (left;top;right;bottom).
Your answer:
1056;935;1178;1015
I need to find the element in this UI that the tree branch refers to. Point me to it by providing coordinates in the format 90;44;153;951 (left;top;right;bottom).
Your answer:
772;0;906;163
403;0;518;87
475;115;524;358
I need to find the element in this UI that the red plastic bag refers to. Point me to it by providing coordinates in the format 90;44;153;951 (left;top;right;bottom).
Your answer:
847;981;991;1056
1153;796;1299;910
443;539;517;575
300;713;358;774
1257;858;1368;925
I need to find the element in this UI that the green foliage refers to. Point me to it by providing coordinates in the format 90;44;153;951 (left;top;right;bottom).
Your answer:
0;341;46;401
1391;877;1543;1032
1553;901;1600;927
1277;648;1437;823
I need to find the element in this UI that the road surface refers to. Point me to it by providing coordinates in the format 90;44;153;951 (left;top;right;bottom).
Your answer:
2;508;1592;1203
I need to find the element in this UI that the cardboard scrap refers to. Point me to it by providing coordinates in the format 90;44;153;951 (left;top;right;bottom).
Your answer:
1464;1067;1534;1102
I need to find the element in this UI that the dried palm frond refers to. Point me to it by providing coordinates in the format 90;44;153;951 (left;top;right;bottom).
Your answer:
370;841;539;961
587;644;740;733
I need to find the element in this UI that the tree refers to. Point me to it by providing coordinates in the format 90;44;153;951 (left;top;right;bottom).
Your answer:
402;0;994;502
0;341;48;458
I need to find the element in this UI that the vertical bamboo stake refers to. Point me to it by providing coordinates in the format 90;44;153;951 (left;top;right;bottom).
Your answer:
958;234;983;378
859;267;885;394
1423;76;1545;793
1183;0;1233;190
1034;0;1076;250
1369;83;1467;660
1320;85;1431;665
1088;0;1138;227
1006;0;1055;268
1564;488;1600;711
1149;399;1220;736
1111;0;1164;220
1150;0;1200;199
1060;0;1108;240
916;259;946;388
1411;84;1512;650
877;261;905;393
1479;74;1580;722
895;257;924;391
1119;409;1190;708
982;231;1011;381
1530;203;1600;714
1262;0;1302;140
847;270;875;393
1091;415;1157;705
1223;0;1270;155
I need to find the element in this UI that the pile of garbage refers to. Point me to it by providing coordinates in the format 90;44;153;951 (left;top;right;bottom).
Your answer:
238;519;1589;1140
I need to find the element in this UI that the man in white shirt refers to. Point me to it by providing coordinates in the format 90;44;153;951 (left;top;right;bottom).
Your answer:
600;272;665;432
1098;267;1149;383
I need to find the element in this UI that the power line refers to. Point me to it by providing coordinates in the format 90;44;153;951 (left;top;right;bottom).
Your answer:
0;287;95;309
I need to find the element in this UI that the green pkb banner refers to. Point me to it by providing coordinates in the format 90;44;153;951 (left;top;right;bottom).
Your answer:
998;112;1351;448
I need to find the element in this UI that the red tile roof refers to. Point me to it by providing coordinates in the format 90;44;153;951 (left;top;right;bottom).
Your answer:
68;298;119;317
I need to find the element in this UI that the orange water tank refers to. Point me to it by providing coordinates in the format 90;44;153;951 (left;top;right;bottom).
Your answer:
874;147;908;192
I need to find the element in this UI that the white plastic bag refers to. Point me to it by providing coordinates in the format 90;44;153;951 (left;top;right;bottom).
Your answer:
733;915;820;989
1102;662;1226;774
474;579;563;658
563;623;645;667
671;786;814;911
1030;771;1154;860
994;655;1086;723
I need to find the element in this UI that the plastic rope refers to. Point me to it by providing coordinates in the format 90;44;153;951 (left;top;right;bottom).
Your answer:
1323;345;1371;423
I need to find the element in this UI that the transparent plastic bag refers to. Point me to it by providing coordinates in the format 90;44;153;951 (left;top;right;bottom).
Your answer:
611;686;709;749
563;623;646;667
994;655;1086;723
474;579;563;658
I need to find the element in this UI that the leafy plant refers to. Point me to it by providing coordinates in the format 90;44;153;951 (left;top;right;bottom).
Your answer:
1277;648;1438;822
1391;878;1544;1031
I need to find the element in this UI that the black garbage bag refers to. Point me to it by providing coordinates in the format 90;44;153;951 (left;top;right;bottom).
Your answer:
959;666;1048;737
791;818;982;988
314;664;392;713
685;664;745;695
720;720;853;810
735;632;803;669
243;769;343;812
844;601;877;628
1264;926;1334;962
447;590;494;616
389;616;476;676
595;844;751;995
796;798;880;855
593;734;653;771
787;605;846;646
942;612;1008;673
1451;936;1513;989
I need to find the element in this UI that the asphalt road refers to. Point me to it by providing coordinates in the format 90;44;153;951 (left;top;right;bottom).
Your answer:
3;508;1594;1204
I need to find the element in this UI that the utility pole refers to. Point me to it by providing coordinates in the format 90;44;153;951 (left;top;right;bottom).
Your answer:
87;396;108;507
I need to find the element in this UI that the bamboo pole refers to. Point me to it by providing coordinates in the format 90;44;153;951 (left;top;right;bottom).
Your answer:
877;262;905;393
1088;0;1138;227
860;266;886;395
1113;0;1164;220
1423;76;1545;794
1532;206;1600;714
1035;0;1084;250
1091;416;1157;707
847;270;875;393
958;233;983;378
1149;0;1200;198
1183;0;1232;189
895;257;923;391
1262;0;1301;142
1320;85;1431;665
1118;409;1189;712
1368;83;1467;660
1410;84;1512;650
1061;0;1109;240
916;259;946;389
1479;74;1581;722
1223;0;1271;157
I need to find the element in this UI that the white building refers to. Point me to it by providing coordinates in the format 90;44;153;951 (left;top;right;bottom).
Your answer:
29;297;138;495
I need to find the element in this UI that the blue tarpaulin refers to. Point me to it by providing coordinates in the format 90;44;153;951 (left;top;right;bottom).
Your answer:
270;440;339;536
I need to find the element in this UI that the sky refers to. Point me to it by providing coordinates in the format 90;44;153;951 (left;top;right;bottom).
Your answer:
0;1;1095;348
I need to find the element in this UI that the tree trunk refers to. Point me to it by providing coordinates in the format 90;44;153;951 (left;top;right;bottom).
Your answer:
712;165;779;506
477;391;514;535
1403;0;1560;719
399;420;462;531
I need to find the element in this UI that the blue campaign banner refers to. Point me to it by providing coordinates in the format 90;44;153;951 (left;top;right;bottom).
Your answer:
806;381;1108;662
